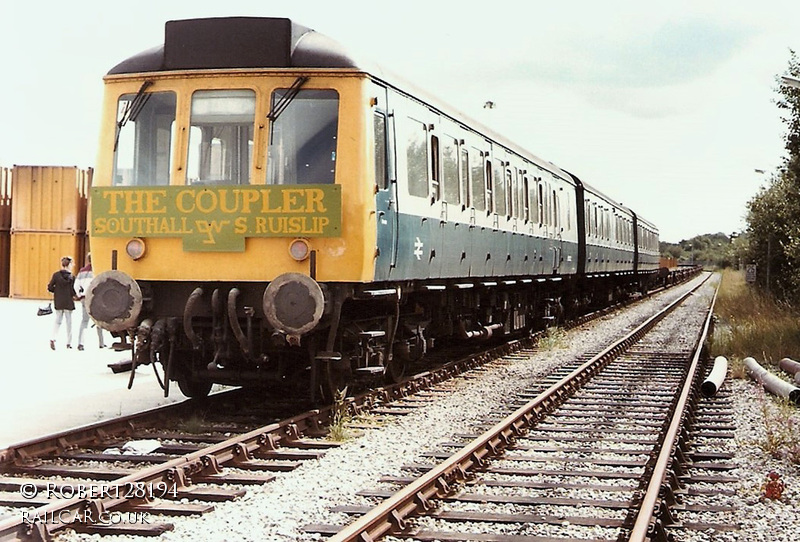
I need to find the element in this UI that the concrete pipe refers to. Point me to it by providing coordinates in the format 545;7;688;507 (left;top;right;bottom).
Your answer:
701;356;728;397
777;357;800;385
744;357;800;404
779;357;800;376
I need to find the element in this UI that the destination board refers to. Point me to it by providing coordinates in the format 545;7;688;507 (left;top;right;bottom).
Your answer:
90;185;342;251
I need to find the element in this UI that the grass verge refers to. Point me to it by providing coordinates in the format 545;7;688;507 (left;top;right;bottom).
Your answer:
713;269;800;363
713;268;800;465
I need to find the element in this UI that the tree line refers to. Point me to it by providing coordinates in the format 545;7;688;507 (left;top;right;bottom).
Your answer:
660;232;746;269
745;50;800;304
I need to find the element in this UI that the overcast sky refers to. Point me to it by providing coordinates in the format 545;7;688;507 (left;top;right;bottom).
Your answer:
1;0;798;242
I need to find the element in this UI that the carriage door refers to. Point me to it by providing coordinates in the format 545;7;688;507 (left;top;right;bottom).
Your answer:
552;183;562;274
373;86;399;279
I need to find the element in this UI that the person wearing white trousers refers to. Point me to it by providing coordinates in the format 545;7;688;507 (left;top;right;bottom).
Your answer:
74;254;105;350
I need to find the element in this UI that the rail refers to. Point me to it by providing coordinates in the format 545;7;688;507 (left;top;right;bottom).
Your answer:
628;275;719;540
327;274;712;542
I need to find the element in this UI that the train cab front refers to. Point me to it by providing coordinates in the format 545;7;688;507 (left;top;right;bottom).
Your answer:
84;18;382;399
83;69;369;399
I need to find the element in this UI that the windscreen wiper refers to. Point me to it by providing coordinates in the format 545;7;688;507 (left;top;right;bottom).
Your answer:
267;76;309;122
114;80;154;151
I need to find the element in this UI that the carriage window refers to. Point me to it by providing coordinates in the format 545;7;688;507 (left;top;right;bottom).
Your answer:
267;89;338;185
516;171;526;221
597;206;605;239
187;90;255;185
584;201;590;235
430;135;440;201
485;161;494;213
113;91;177;186
510;170;517;219
442;137;459;204
460;147;469;206
523;176;530;222
552;189;559;229
507;168;515;218
406;119;428;197
493;161;506;216
538;183;545;225
601;209;606;239
470;149;486;211
545;184;552;226
374;112;388;189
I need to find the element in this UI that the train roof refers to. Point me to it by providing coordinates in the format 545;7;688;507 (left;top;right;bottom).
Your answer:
578;180;633;215
108;18;579;181
108;17;365;74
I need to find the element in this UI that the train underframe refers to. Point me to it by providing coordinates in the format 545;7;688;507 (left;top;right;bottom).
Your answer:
126;272;655;401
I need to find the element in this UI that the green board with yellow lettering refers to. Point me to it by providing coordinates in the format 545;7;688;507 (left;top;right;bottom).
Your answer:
90;185;342;251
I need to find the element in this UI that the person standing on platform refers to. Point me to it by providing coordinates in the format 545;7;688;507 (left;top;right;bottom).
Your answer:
47;256;76;350
74;253;105;351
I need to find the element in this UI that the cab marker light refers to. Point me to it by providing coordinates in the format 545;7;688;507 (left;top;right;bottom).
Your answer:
126;238;146;260
289;238;311;261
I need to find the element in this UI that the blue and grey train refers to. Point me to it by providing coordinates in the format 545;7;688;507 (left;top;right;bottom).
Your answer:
86;17;661;400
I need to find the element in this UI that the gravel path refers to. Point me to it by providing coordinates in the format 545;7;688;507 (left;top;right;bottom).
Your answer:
51;273;799;542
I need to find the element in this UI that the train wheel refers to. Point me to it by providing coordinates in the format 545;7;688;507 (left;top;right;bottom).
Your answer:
384;353;407;384
320;361;351;404
177;376;213;399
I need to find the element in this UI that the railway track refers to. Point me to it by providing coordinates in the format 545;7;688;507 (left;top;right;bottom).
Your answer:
0;271;702;541
306;272;732;541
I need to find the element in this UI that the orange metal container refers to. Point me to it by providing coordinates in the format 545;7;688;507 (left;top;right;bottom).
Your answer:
0;167;11;296
659;256;677;269
8;166;91;298
9;232;86;299
11;166;90;233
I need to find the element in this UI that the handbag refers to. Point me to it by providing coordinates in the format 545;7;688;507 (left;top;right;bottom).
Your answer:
37;303;53;316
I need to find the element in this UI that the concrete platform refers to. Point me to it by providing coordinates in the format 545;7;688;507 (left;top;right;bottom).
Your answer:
0;298;189;448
